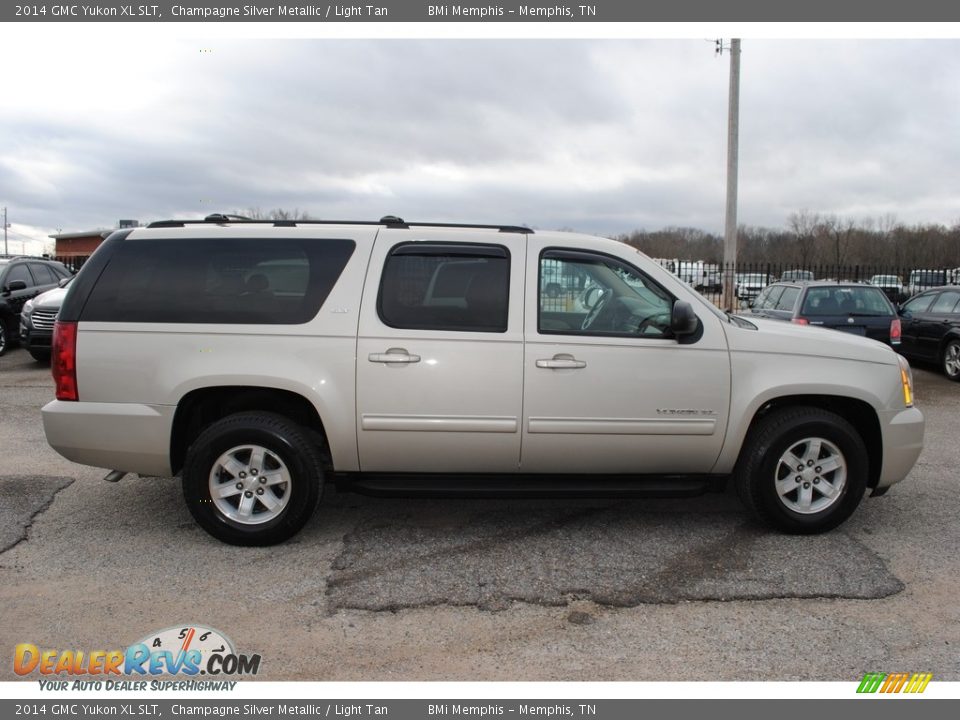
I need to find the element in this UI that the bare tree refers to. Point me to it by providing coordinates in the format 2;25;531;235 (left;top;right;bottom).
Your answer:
241;207;313;221
822;216;857;269
787;209;821;269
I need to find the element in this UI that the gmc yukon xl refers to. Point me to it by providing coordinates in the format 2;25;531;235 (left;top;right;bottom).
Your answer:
43;216;924;545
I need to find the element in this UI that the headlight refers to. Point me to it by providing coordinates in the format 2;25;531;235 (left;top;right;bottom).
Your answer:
22;299;34;317
898;354;914;408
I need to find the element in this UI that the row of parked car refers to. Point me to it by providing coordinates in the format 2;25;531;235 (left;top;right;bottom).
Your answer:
741;277;960;381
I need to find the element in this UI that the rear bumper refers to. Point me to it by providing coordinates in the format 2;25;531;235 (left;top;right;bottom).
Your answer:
876;406;925;489
42;400;174;477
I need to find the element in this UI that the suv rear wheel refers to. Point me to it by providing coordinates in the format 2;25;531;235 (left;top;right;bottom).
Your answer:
0;321;6;357
736;406;868;533
182;412;324;545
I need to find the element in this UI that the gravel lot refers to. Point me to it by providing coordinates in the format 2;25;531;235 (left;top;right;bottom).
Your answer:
1;346;958;681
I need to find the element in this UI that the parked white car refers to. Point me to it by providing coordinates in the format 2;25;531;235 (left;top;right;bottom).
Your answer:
43;215;924;544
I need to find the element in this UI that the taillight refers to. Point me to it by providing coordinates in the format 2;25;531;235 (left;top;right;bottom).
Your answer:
890;318;902;345
52;321;78;401
792;317;809;326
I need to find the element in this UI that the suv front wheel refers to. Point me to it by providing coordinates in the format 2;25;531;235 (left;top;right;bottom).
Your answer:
182;412;324;545
736;406;868;534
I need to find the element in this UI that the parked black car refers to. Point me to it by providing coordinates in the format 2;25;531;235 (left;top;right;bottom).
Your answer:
897;286;960;381
747;281;901;347
0;256;72;356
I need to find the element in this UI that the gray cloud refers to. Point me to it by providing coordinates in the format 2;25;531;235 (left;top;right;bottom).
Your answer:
0;39;957;252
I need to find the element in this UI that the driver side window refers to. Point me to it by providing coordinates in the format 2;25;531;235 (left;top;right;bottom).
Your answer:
538;251;673;338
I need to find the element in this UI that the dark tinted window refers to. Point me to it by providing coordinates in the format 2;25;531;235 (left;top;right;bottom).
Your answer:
378;243;509;332
5;263;34;287
30;263;58;285
81;237;355;324
801;286;893;316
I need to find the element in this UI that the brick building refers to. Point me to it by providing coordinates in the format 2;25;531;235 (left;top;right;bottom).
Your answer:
50;220;140;257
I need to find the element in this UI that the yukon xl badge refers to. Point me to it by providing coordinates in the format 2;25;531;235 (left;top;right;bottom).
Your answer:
656;408;717;415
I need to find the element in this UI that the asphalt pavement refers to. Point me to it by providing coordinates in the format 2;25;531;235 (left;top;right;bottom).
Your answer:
1;346;957;681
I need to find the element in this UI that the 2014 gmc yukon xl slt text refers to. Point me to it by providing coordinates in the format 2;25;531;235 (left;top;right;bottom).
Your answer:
43;217;924;545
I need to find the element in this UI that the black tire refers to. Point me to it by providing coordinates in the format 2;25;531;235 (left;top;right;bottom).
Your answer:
0;321;7;357
735;406;868;534
29;348;51;363
182;412;325;546
941;338;960;382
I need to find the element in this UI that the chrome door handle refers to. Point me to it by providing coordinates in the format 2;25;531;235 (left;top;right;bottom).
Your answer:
368;348;421;364
536;355;586;369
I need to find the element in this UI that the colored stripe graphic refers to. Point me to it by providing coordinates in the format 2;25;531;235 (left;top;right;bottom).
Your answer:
857;673;886;693
905;673;933;693
857;672;932;694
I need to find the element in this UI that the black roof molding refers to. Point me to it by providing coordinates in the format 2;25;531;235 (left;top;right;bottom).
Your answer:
146;216;533;234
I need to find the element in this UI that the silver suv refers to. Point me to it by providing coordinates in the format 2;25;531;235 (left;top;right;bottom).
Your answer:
43;216;924;545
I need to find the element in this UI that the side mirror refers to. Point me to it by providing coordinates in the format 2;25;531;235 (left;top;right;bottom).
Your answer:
58;277;72;288
671;300;699;336
6;280;27;292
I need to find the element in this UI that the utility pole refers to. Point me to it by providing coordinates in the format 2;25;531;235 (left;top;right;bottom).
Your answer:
3;207;7;255
717;39;741;312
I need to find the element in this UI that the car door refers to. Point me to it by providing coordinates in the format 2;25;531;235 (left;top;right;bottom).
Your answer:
29;262;62;295
920;289;960;358
2;263;39;315
898;292;936;359
355;228;526;473
521;240;730;474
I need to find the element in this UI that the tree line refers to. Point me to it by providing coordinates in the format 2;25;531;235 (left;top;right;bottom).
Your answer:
617;211;960;270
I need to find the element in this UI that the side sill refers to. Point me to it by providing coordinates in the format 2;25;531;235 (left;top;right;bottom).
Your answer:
332;472;729;498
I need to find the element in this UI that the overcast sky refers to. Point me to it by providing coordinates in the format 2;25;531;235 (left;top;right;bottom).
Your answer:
1;38;958;254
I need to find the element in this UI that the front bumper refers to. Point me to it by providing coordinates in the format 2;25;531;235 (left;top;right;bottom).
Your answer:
42;400;175;477
876;406;925;490
20;323;52;351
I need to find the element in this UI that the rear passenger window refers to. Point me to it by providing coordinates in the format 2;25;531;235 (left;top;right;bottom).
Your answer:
378;243;509;332
80;238;355;324
775;286;800;311
930;291;960;313
30;263;58;285
756;286;784;310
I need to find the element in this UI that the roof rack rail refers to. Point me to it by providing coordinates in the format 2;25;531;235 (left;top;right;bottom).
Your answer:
146;216;533;234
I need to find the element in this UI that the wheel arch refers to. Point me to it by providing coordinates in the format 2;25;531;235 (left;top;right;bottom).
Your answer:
737;394;883;490
938;330;960;354
170;386;331;476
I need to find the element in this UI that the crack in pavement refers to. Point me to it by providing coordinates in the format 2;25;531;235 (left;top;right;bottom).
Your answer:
0;476;75;554
326;501;904;612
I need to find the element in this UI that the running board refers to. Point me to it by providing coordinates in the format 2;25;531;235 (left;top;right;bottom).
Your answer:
332;472;727;498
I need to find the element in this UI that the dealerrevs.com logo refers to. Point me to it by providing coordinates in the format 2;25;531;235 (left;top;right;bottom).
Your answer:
14;625;261;683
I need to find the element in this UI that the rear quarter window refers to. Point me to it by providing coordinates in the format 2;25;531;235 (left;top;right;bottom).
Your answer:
79;237;355;324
